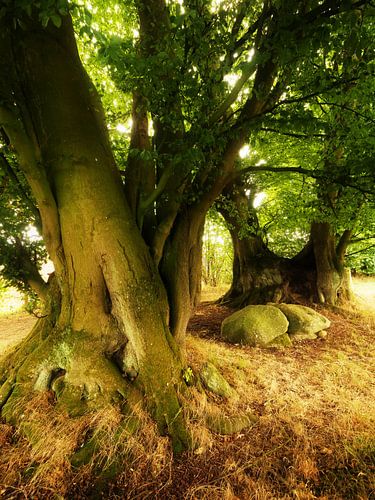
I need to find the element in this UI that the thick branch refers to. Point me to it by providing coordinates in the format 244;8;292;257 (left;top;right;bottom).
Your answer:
209;60;257;125
0;106;64;274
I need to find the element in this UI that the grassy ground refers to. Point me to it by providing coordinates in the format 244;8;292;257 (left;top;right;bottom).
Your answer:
0;279;374;498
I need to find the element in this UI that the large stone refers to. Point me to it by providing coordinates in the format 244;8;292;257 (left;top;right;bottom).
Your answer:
200;362;234;398
221;305;289;347
267;333;293;347
272;303;330;336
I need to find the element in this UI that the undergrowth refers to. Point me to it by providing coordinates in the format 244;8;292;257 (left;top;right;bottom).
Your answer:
0;303;374;499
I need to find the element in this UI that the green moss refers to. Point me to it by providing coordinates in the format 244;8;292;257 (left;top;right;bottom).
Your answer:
71;436;98;468
267;333;292;348
206;411;258;435
56;384;87;417
0;374;15;409
221;305;289;347
200;362;235;398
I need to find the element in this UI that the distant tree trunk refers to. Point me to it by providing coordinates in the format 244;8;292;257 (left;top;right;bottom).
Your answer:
160;208;205;344
221;228;285;307
218;182;286;307
222;219;354;308
311;222;353;305
0;14;189;451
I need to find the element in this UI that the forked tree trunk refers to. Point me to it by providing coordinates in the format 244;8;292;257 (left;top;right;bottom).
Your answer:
223;222;354;308
0;15;189;451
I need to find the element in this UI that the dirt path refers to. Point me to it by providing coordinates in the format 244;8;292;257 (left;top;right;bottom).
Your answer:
0;278;373;357
352;276;375;312
0;313;36;358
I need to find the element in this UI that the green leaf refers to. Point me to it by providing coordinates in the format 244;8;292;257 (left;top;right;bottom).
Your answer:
51;14;62;28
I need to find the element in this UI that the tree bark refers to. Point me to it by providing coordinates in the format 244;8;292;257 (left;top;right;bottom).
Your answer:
0;14;189;451
311;222;353;305
159;208;204;345
218;183;285;307
221;228;285;307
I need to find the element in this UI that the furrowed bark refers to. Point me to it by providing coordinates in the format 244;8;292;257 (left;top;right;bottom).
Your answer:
0;12;190;451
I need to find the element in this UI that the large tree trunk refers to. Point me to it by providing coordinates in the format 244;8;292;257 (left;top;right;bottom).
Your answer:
221;228;285;307
0;14;189;451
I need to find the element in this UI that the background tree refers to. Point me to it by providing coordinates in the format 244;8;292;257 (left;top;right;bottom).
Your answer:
218;4;374;306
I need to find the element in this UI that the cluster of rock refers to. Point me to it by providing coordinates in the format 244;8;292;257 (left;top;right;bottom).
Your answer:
221;303;330;348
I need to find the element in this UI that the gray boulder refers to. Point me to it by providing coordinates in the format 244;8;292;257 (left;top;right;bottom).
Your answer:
272;303;330;337
221;305;289;347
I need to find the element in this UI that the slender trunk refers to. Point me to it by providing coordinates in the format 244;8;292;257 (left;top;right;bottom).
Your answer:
160;208;204;345
2;237;48;302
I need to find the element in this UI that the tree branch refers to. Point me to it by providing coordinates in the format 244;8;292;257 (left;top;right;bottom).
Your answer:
234;164;375;195
317;100;375;124
259;127;327;139
209;60;257;125
347;243;375;256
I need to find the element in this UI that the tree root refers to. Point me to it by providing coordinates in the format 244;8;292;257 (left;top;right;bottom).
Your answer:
0;323;193;454
206;411;258;435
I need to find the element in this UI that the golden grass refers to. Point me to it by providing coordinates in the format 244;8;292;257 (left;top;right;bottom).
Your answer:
201;283;230;303
182;302;375;499
0;281;374;498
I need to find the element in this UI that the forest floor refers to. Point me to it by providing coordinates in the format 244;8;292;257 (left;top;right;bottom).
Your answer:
0;278;374;498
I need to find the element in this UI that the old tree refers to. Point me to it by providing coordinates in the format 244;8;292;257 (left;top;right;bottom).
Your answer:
0;0;372;452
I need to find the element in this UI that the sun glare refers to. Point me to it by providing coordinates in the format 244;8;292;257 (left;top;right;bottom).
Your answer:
253;192;267;208
239;145;250;158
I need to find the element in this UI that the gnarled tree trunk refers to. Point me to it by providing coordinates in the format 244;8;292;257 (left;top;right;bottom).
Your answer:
0;13;189;451
221;228;285;307
217;182;286;307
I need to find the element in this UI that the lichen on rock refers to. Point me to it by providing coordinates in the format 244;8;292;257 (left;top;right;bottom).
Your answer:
271;304;330;336
221;305;289;348
200;362;235;398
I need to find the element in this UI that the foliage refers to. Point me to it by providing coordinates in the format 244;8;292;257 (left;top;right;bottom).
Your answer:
0;151;47;295
202;212;233;286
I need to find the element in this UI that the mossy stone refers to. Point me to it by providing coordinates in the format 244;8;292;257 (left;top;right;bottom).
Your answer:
207;411;258;435
272;303;330;335
267;333;292;348
221;305;289;347
200;362;234;398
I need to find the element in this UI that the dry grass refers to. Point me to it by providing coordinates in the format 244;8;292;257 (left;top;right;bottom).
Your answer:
0;280;374;498
0;313;37;361
182;299;375;499
0;394;174;499
201;283;230;303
